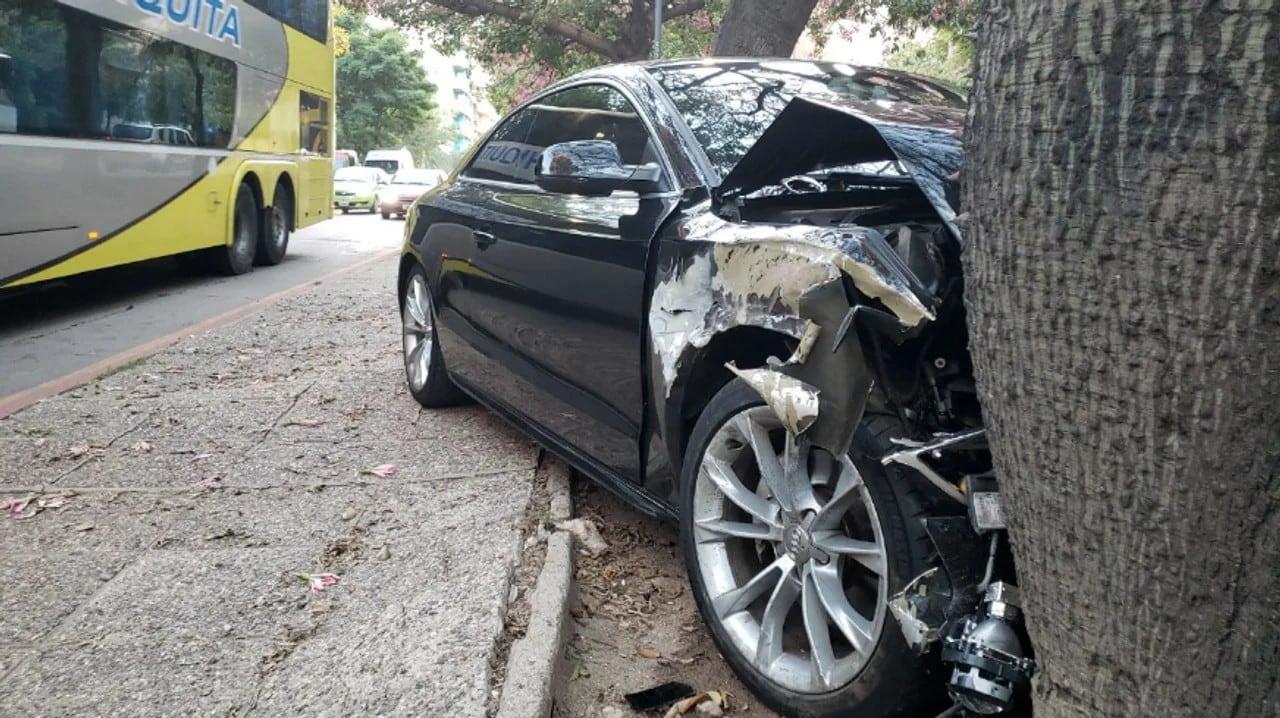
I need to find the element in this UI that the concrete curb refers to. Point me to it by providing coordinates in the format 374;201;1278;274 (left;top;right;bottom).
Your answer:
496;458;574;718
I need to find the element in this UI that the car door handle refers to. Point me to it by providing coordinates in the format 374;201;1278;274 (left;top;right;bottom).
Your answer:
473;229;496;249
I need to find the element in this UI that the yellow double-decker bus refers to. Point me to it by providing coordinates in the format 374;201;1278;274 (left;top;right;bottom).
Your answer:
0;0;334;288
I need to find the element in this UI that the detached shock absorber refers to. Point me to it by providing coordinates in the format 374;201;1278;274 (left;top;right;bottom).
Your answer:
941;581;1036;714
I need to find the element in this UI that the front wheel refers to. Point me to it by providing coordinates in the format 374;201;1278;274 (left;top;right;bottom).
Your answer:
400;264;466;407
680;380;944;718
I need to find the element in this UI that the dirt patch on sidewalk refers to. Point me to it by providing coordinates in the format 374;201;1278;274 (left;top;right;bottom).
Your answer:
555;478;780;718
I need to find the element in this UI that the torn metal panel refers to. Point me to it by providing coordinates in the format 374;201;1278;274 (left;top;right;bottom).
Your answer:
647;207;938;408
888;567;944;655
688;211;938;327
726;364;821;435
882;429;986;505
779;278;875;455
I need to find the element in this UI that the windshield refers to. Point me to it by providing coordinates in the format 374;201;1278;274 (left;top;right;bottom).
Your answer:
391;170;442;185
648;61;967;180
335;167;378;183
364;159;399;174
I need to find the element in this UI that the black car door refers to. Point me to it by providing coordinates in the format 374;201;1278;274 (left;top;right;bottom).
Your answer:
432;83;676;482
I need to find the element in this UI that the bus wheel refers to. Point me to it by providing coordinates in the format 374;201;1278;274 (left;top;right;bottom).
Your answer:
257;185;292;266
213;184;258;275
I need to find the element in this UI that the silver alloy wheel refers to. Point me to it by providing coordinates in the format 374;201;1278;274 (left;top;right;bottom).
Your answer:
402;274;435;391
693;406;888;694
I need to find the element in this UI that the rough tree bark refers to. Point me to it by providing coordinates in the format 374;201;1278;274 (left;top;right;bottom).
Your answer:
712;0;819;56
964;2;1280;716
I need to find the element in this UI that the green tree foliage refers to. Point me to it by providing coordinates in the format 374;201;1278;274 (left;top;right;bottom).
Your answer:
340;0;973;111
341;0;725;110
884;27;973;88
809;0;976;41
335;11;437;155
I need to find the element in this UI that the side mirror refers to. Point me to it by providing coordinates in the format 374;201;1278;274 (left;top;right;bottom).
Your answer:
535;140;661;197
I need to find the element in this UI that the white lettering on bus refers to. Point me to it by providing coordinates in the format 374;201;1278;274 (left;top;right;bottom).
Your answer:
124;0;242;47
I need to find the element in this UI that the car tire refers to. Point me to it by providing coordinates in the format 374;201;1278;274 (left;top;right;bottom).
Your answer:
680;380;945;718
256;184;291;266
400;263;466;408
381;211;391;220
211;184;258;275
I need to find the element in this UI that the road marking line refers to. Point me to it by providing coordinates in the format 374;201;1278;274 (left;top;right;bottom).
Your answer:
0;248;400;419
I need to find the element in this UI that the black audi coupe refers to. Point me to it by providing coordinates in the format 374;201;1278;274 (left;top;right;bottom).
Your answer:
396;59;1034;718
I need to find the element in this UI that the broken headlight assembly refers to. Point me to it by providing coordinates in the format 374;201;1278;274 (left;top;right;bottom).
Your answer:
941;582;1036;715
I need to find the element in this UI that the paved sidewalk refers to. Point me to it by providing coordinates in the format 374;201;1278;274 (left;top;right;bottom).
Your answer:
0;257;539;717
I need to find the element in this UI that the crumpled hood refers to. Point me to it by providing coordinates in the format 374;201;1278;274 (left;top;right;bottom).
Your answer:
714;96;965;241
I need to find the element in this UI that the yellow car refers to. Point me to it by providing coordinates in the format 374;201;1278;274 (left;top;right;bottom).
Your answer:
333;166;388;213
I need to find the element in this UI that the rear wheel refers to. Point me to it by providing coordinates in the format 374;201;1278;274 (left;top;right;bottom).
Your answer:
212;184;257;275
400;264;466;407
381;211;392;220
256;184;291;266
680;380;943;718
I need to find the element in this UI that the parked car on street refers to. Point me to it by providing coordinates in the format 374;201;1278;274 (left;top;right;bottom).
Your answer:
378;168;447;219
333;166;388;213
397;59;1034;718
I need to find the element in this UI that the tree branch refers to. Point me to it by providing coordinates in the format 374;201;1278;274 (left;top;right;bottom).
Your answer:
426;0;627;59
664;0;708;21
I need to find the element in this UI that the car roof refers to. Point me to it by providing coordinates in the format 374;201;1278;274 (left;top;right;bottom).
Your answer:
552;57;965;103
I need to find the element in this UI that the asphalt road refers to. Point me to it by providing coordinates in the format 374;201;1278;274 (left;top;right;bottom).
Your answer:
0;211;405;400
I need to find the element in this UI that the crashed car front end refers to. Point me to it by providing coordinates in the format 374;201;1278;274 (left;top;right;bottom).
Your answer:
652;95;961;461
649;95;1037;715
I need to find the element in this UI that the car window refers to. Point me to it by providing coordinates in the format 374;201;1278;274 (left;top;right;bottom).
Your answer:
462;104;540;184
463;83;660;186
365;159;399;174
531;85;656;166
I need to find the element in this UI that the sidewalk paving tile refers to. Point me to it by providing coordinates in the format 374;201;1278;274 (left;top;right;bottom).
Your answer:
0;633;274;717
43;547;317;643
0;549;135;645
249;485;529;718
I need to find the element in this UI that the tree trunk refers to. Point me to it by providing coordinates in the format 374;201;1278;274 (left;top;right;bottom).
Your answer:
964;2;1280;716
712;0;818;57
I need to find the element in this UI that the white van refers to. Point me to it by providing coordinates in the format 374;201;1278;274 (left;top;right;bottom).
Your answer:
363;147;415;175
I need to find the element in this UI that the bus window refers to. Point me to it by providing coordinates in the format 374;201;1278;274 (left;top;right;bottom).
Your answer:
300;90;330;154
98;26;236;148
0;1;72;137
245;1;329;43
0;3;236;147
